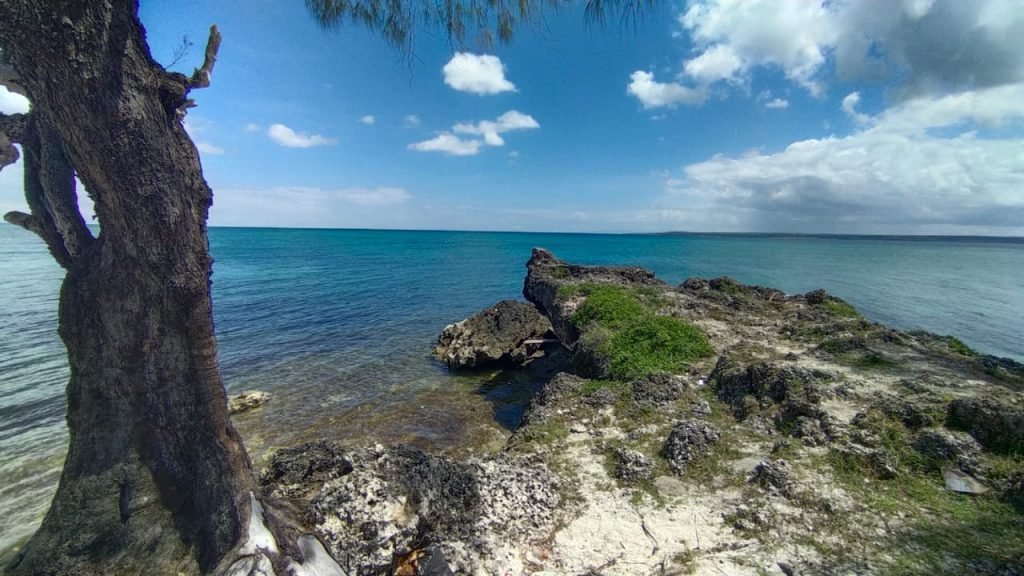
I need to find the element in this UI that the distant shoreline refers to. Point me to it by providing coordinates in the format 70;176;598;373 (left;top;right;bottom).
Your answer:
5;222;1022;242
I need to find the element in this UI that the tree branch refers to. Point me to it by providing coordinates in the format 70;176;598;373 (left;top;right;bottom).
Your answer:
187;25;221;89
4;210;43;234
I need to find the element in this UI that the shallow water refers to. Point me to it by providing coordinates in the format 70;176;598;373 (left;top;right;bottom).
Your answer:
1;225;1021;558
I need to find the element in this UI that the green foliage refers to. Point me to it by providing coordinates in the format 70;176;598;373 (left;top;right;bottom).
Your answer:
944;336;977;357
306;0;653;51
569;285;713;380
823;299;860;318
572;285;649;329
604;316;714;381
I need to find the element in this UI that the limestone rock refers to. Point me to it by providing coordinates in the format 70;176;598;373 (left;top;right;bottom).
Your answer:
434;300;554;370
947;398;1024;454
228;390;270;415
661;420;720;475
912;428;982;473
269;444;562;576
749;459;796;497
613;448;654;483
630;373;687;408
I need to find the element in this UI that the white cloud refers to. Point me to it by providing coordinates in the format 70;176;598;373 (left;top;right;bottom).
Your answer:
407;133;483;156
182;116;224;155
639;0;1024;108
360;115;375;125
195;141;224;155
0;87;29;114
452;110;539;147
662;83;1024;234
404;115;421;127
841;92;870;123
627;71;706;109
683;44;743;84
410;110;539;156
209;186;412;228
443;53;516;95
337;187;410;205
243;123;261;133
765;98;789;109
267;124;336;148
680;0;836;94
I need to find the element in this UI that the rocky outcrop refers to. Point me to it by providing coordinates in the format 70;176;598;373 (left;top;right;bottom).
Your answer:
433;300;553;370
947;398;1024;455
522;248;664;348
630;373;688;408
263;443;561;576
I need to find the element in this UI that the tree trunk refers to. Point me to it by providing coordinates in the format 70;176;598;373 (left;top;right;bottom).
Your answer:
1;2;255;573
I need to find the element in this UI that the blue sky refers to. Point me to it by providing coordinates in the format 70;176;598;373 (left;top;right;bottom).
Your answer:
1;0;1022;234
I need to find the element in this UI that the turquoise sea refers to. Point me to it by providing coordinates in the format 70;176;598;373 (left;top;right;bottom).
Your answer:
1;225;1022;558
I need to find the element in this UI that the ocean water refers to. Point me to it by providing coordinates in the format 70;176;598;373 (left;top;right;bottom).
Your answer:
1;225;1022;557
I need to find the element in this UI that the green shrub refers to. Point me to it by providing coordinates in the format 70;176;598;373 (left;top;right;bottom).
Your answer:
570;285;713;380
823;299;860;318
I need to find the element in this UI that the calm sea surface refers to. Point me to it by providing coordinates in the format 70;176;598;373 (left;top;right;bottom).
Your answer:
1;225;1022;557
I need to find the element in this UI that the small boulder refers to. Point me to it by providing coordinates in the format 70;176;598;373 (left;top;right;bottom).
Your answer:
613;448;654;483
947;398;1024;455
630;373;687;408
434;300;553;370
228;390;270;415
912;428;982;473
262;440;353;489
661;420;720;475
749;459;796;497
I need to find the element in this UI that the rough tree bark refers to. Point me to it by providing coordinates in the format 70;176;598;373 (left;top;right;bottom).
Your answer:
0;2;267;574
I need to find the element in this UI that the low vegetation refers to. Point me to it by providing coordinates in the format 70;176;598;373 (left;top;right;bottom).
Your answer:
566;284;713;380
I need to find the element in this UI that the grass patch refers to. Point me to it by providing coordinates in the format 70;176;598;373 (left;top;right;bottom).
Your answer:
570;285;713;380
853;351;901;371
816;409;1024;573
823;299;860;318
944;336;977;357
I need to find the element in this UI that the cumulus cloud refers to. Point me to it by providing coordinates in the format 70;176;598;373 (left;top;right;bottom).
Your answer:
409;111;539;156
630;0;1024;108
243;123;261;133
268;124;336;148
452;110;539;146
408;133;483;156
627;71;706;109
0;87;29;114
443;53;516;95
360;115;375;125
765;98;789;109
662;82;1024;235
404;115;421;127
841;92;870;123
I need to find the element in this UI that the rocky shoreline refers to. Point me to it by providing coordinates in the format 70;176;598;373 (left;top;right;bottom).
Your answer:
261;249;1024;575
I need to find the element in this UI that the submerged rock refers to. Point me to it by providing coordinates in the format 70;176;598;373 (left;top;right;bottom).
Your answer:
661;420;720;475
433;300;554;370
228;390;270;415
